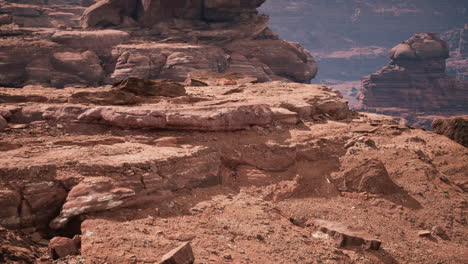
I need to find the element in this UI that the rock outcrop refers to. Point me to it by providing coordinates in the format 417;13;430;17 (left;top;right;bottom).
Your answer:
0;0;317;87
444;24;468;82
357;33;468;128
81;0;266;28
432;115;468;147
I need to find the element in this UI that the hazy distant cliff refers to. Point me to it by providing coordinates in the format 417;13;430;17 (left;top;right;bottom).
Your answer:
260;0;467;83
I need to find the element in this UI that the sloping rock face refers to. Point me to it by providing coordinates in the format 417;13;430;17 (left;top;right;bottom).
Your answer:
432;115;468;147
0;0;317;87
357;33;468;128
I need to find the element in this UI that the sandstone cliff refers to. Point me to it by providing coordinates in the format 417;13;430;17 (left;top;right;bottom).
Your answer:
0;0;317;88
357;33;468;128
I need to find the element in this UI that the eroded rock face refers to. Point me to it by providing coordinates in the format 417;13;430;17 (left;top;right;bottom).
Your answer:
81;0;266;28
432;115;468;147
0;0;317;87
357;33;468;128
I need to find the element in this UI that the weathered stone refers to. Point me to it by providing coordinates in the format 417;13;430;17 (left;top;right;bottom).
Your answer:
314;220;381;251
160;242;195;264
48;236;79;259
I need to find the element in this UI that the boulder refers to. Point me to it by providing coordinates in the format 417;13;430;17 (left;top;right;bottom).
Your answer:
432;116;468;147
333;158;400;195
81;0;137;28
160;242;195;264
389;33;449;61
48;237;79;259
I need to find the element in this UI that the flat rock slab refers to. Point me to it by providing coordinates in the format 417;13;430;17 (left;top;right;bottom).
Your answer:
314;219;382;251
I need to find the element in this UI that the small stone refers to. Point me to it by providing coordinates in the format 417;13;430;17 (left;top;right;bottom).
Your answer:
432;226;445;236
418;230;432;237
48;237;79;260
160;242;195;264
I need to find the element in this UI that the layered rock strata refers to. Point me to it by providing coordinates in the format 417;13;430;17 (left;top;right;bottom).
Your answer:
357;33;468;128
0;0;317;87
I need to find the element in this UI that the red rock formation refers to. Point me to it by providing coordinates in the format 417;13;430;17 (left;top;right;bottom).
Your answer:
357;33;468;128
0;0;317;87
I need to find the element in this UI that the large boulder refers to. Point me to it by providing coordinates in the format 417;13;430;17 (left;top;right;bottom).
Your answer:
389;33;450;61
81;0;137;28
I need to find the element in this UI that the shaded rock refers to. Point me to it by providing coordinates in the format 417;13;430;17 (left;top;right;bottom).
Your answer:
432;116;468;147
389;33;449;60
68;90;142;105
314;220;381;251
48;236;79;259
203;0;266;22
225;39;318;83
333;158;399;195
0;189;21;226
0;116;7;132
81;0;266;28
0;14;13;25
0;226;40;263
113;78;187;98
81;0;136;28
160;242;195;264
51;30;130;51
110;50;166;81
50;51;104;87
